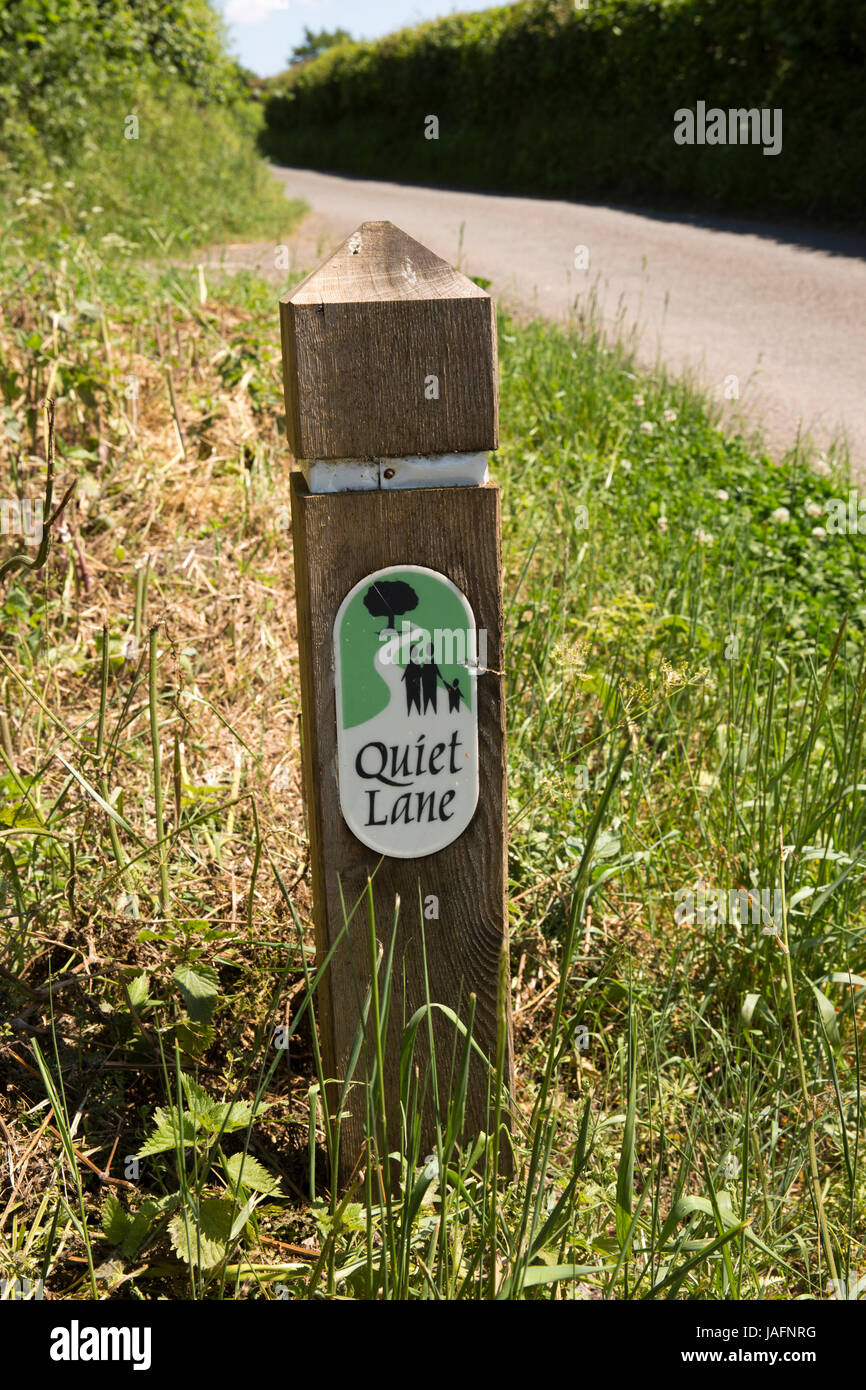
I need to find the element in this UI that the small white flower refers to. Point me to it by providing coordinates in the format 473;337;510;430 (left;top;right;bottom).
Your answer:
658;516;668;533
640;421;655;435
771;507;790;524
715;489;729;502
620;458;632;471
63;180;75;189
663;409;678;423
814;455;831;478
633;393;645;407
811;526;827;539
91;205;103;214
694;527;714;546
805;501;823;518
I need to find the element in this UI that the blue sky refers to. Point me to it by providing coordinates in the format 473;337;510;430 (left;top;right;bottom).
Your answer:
215;0;504;77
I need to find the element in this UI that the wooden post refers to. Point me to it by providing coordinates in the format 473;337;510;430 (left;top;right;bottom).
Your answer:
282;221;513;1186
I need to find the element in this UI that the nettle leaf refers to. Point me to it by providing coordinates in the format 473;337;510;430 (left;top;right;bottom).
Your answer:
210;1098;271;1135
101;1191;131;1245
141;1193;181;1219
174;1020;215;1059
137;1105;198;1157
126;972;150;1009
180;1071;222;1126
173;961;220;1023
222;1151;283;1197
120;1212;153;1260
169;1198;235;1269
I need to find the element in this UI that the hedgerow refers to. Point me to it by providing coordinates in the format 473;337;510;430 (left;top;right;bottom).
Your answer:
0;0;241;167
260;0;866;226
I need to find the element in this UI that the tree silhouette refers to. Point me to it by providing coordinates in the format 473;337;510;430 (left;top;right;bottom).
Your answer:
363;580;418;631
289;26;352;66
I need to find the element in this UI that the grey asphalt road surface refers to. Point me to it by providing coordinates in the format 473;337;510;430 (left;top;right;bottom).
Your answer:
270;166;866;472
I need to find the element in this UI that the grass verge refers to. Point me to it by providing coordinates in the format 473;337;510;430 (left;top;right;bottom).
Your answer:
0;222;863;1298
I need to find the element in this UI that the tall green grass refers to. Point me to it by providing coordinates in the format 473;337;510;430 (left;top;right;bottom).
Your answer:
1;226;863;1297
2;83;302;260
495;306;864;1297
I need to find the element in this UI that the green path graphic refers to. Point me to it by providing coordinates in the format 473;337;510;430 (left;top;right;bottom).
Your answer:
339;568;473;729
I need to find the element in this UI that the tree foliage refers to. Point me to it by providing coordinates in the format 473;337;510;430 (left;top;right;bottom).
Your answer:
0;0;242;166
289;26;353;66
363;580;418;631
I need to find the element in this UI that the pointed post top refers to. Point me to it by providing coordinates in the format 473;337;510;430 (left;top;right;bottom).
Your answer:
280;221;498;464
287;220;491;306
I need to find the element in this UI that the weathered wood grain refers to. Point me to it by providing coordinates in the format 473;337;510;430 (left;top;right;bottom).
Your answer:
280;222;498;460
291;474;513;1185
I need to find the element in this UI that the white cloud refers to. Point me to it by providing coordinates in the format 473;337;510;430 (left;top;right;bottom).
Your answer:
224;0;290;23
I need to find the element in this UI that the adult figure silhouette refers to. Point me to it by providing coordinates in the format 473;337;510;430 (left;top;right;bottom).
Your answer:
420;646;443;713
402;645;423;714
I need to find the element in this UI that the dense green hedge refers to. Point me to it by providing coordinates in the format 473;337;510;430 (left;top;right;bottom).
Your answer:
0;1;299;256
260;0;866;227
0;0;241;167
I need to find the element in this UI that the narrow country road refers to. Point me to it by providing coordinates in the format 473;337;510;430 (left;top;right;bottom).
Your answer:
267;166;866;472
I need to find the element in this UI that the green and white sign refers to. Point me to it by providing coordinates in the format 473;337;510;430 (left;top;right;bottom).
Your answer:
334;565;481;857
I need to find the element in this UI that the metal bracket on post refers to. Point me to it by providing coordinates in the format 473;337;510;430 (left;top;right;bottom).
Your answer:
302;452;490;493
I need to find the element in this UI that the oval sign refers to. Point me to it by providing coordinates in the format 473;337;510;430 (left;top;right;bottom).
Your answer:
334;565;481;858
